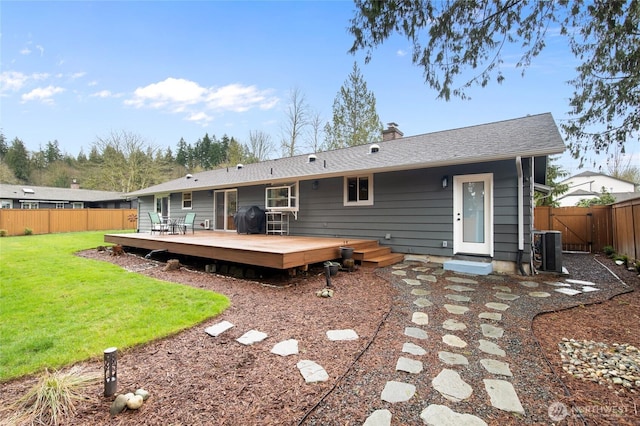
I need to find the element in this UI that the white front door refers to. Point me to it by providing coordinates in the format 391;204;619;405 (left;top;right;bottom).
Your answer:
453;173;493;256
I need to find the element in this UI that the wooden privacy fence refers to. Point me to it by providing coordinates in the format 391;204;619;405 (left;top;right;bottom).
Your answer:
0;209;137;236
534;205;612;253
611;197;640;262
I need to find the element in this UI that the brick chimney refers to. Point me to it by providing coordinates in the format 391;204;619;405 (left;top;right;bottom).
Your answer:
70;178;80;189
383;122;404;141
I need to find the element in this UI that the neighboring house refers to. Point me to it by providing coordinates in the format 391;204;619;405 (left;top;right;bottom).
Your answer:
126;113;565;272
557;171;638;207
0;181;134;209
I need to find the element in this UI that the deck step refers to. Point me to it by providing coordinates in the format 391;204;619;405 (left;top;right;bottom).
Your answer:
353;246;393;261
361;252;405;268
443;259;493;275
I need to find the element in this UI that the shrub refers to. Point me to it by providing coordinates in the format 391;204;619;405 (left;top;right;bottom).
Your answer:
7;367;98;425
602;245;615;257
614;254;629;268
24;227;33;236
0;229;7;237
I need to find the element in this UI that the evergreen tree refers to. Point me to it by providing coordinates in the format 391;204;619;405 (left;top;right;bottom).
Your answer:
324;62;382;150
535;155;569;207
5;138;30;181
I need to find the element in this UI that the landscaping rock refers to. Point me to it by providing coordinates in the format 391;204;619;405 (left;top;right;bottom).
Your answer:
126;394;144;410
110;394;129;416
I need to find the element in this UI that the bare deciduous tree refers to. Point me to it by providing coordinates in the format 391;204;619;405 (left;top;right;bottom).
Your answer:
280;87;309;157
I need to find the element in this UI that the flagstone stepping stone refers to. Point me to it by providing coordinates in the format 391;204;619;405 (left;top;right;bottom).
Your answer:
392;263;410;269
492;285;511;292
433;269;446;275
363;409;392;426
412;312;429;325
480;359;513;376
432;369;473;402
479;312;502;321
445;294;472;302
236;329;268;345
411;289;431;296
297;360;329;383
485;302;510;311
392;270;407;276
420;404;487;426
446;276;478;284
204;320;234;337
495;292;520;301
405;327;428;340
444;284;476;292
479;339;506;357
416;274;437;282
481;324;504;339
528;291;551;298
270;339;299;356
442;318;467;331
519;281;539;288
414;298;434;308
444;304;469;315
545;281;571;287
582;286;599;292
402;342;427;356
438;351;469;365
483;379;525;414
327;329;359;341
381;381;416;403
396;356;423;374
566;278;595;286
442;334;467;348
403;278;422;286
412;266;431;272
554;288;582;296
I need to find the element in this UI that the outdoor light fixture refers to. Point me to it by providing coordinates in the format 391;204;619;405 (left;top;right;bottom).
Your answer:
441;175;449;189
312;180;319;190
104;347;118;397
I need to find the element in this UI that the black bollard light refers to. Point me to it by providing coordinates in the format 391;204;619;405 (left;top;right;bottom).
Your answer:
324;264;332;287
103;347;118;397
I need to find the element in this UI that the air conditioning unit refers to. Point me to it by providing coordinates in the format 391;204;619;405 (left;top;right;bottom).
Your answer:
204;219;211;229
533;231;563;273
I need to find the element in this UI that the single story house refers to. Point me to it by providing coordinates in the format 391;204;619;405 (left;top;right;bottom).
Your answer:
126;113;565;274
557;171;638;206
0;181;134;209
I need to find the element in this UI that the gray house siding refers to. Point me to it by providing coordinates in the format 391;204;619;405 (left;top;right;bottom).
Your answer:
289;159;530;263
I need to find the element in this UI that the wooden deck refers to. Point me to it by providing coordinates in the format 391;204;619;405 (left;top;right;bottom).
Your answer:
104;231;397;270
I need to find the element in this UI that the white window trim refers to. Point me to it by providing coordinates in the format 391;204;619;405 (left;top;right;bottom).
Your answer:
182;192;193;209
344;174;374;206
265;182;299;212
0;200;12;209
56;202;65;209
21;201;39;209
72;202;84;209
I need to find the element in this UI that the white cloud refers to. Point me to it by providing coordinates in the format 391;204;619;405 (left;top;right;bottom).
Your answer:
125;77;279;124
21;85;65;104
88;80;98;86
36;45;44;56
91;90;113;98
70;72;86;79
0;71;28;93
20;47;31;55
396;49;408;57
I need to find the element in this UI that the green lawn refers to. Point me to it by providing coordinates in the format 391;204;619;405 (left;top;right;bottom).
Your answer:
0;231;230;381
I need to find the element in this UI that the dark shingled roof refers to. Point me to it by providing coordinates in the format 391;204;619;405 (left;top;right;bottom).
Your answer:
0;184;125;202
127;112;565;197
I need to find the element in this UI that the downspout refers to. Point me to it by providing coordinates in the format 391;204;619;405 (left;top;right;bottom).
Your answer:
515;156;527;275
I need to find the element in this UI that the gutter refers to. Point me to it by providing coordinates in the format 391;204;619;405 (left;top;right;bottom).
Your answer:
515;156;526;275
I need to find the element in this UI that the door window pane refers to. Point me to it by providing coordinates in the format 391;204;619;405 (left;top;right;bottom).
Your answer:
462;181;485;243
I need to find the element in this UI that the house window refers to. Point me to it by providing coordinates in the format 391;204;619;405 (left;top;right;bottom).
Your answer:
266;183;298;211
344;174;373;206
21;202;39;209
0;200;11;209
182;192;192;209
56;202;65;209
72;202;84;209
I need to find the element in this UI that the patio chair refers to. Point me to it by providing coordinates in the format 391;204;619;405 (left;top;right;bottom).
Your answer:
148;211;169;235
181;212;196;234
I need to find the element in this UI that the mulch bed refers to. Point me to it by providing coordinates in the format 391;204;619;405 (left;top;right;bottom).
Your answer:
0;250;638;425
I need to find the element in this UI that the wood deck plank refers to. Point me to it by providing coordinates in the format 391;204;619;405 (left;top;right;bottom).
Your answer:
104;231;375;270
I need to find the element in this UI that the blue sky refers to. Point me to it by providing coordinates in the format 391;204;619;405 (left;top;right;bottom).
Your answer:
1;1;635;176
